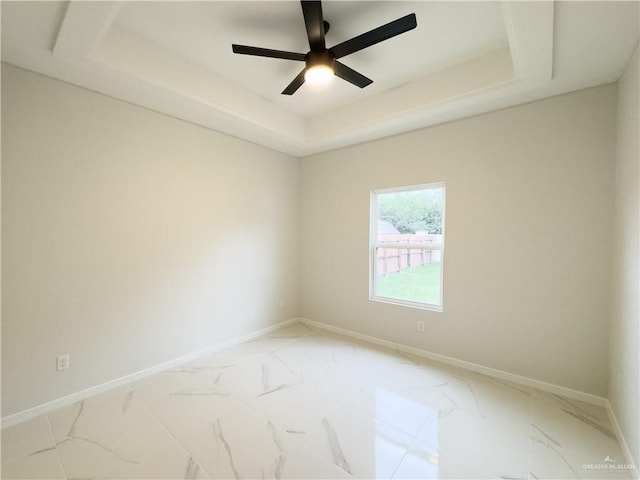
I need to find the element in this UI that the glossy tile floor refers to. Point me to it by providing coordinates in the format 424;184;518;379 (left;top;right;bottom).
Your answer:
2;323;633;479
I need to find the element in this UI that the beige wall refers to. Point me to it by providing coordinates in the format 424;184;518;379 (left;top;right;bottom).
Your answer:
300;85;617;396
1;64;299;416
610;45;639;468
1;61;628;419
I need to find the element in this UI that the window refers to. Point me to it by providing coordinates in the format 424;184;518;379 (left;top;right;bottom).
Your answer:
370;183;445;311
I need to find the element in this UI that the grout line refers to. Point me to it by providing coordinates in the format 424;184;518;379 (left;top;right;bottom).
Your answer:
130;388;214;480
44;413;69;480
389;448;409;479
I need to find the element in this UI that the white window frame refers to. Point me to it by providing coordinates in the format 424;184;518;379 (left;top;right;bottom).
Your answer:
369;182;446;312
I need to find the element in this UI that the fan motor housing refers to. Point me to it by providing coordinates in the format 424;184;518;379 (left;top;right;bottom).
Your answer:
305;50;335;70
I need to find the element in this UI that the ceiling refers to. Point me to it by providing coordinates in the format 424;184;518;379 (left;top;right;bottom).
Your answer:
2;1;639;157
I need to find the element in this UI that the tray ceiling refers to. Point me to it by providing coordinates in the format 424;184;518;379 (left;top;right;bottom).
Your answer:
2;1;638;156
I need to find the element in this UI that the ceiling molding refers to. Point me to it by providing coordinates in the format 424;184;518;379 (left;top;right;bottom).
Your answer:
92;24;305;143
502;0;554;85
53;2;122;60
4;0;637;158
306;48;516;144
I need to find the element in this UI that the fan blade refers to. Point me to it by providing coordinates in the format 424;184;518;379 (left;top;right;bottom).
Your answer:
334;61;373;88
282;69;307;95
232;44;306;61
301;1;326;51
331;13;417;59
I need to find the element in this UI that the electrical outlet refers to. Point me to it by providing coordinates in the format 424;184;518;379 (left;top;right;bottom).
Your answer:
56;354;70;371
417;321;425;332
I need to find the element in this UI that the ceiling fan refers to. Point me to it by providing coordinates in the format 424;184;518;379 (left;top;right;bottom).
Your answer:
231;1;417;95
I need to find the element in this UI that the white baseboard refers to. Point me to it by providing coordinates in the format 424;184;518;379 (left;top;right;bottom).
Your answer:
606;400;639;479
1;316;614;431
1;318;298;429
299;317;608;407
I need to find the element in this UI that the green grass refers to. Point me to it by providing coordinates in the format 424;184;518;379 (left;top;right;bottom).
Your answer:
376;263;441;305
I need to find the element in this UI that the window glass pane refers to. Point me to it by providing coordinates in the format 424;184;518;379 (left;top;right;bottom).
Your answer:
376;188;444;245
375;247;442;306
371;183;445;310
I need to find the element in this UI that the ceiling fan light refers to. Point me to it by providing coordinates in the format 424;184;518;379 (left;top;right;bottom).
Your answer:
304;64;334;84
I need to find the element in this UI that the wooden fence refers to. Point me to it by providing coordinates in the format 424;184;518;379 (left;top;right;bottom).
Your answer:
376;234;442;276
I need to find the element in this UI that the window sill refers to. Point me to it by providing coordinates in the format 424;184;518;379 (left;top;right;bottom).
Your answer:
370;295;443;312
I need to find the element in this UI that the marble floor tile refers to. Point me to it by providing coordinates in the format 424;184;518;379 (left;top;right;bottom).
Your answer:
391;438;500;480
223;329;303;355
334;385;440;439
529;391;632;479
271;441;356;479
242;371;348;434
132;368;236;439
265;322;318;340
301;406;415;478
1;323;634;480
190;348;301;400
47;386;209;479
169;401;297;479
1;449;67;480
397;372;532;480
1;415;65;480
